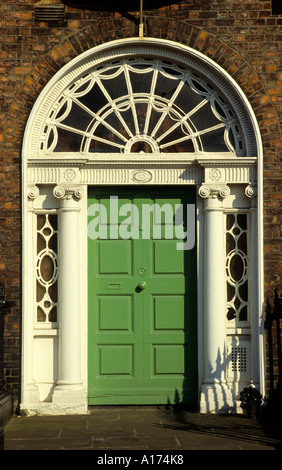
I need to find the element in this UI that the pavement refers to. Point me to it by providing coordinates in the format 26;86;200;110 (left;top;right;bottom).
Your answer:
2;406;282;452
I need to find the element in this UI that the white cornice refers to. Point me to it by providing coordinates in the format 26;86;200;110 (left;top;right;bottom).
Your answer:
27;154;257;167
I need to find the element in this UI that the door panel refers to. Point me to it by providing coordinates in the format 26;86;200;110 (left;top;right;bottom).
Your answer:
99;240;133;274
88;186;197;405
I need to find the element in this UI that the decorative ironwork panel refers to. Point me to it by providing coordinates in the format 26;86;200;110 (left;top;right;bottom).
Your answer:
225;213;249;324
40;58;245;156
36;214;58;323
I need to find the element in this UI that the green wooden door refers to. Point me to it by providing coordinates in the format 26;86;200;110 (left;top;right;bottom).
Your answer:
88;186;197;405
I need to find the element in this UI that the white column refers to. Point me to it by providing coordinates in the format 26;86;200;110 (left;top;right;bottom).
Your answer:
245;185;261;391
199;184;234;412
21;186;41;410
52;185;87;414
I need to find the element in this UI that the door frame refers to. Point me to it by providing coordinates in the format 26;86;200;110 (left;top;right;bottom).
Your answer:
20;38;264;415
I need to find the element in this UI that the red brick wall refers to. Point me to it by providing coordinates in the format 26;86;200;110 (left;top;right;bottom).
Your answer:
0;0;281;406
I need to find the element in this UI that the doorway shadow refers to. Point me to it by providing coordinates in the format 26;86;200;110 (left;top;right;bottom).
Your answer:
155;392;282;449
178;187;198;410
154;287;282;449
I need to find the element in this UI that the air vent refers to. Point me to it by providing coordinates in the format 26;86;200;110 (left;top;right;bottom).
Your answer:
227;337;251;380
231;347;247;372
35;1;65;22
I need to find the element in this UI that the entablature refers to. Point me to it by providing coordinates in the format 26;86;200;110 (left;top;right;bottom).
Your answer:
27;154;257;187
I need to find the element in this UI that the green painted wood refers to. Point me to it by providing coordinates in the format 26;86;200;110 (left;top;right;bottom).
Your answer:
88;186;197;405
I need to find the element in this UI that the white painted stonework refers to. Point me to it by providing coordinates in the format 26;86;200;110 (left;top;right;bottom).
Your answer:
21;38;264;415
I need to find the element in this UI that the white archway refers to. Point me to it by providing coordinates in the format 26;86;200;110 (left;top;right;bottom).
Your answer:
21;38;264;415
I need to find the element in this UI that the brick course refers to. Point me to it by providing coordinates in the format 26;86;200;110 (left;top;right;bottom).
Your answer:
0;0;281;407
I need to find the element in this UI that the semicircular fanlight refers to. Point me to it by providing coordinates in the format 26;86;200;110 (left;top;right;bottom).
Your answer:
40;58;245;156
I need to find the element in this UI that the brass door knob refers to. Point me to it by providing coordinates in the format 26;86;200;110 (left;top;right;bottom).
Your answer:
137;281;148;290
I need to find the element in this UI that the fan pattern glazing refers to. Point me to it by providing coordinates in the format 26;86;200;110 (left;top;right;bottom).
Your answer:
40;58;245;155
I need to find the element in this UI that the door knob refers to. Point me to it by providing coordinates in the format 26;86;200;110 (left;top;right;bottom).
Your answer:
137;281;148;290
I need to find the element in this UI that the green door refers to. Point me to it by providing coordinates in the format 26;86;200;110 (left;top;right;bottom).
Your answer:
88;186;197;405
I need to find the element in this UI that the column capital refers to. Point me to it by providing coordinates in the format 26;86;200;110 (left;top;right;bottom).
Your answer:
27;185;40;200
198;184;230;200
245;184;257;199
53;185;84;201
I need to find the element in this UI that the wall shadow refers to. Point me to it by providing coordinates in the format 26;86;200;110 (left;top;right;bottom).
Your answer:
62;0;180;11
264;288;282;415
0;305;4;392
62;0;181;24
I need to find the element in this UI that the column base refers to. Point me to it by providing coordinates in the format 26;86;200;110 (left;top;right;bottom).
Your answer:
200;383;236;413
20;385;88;416
21;384;40;413
51;384;88;414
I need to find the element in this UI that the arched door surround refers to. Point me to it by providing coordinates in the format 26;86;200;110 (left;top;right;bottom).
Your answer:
21;38;263;415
